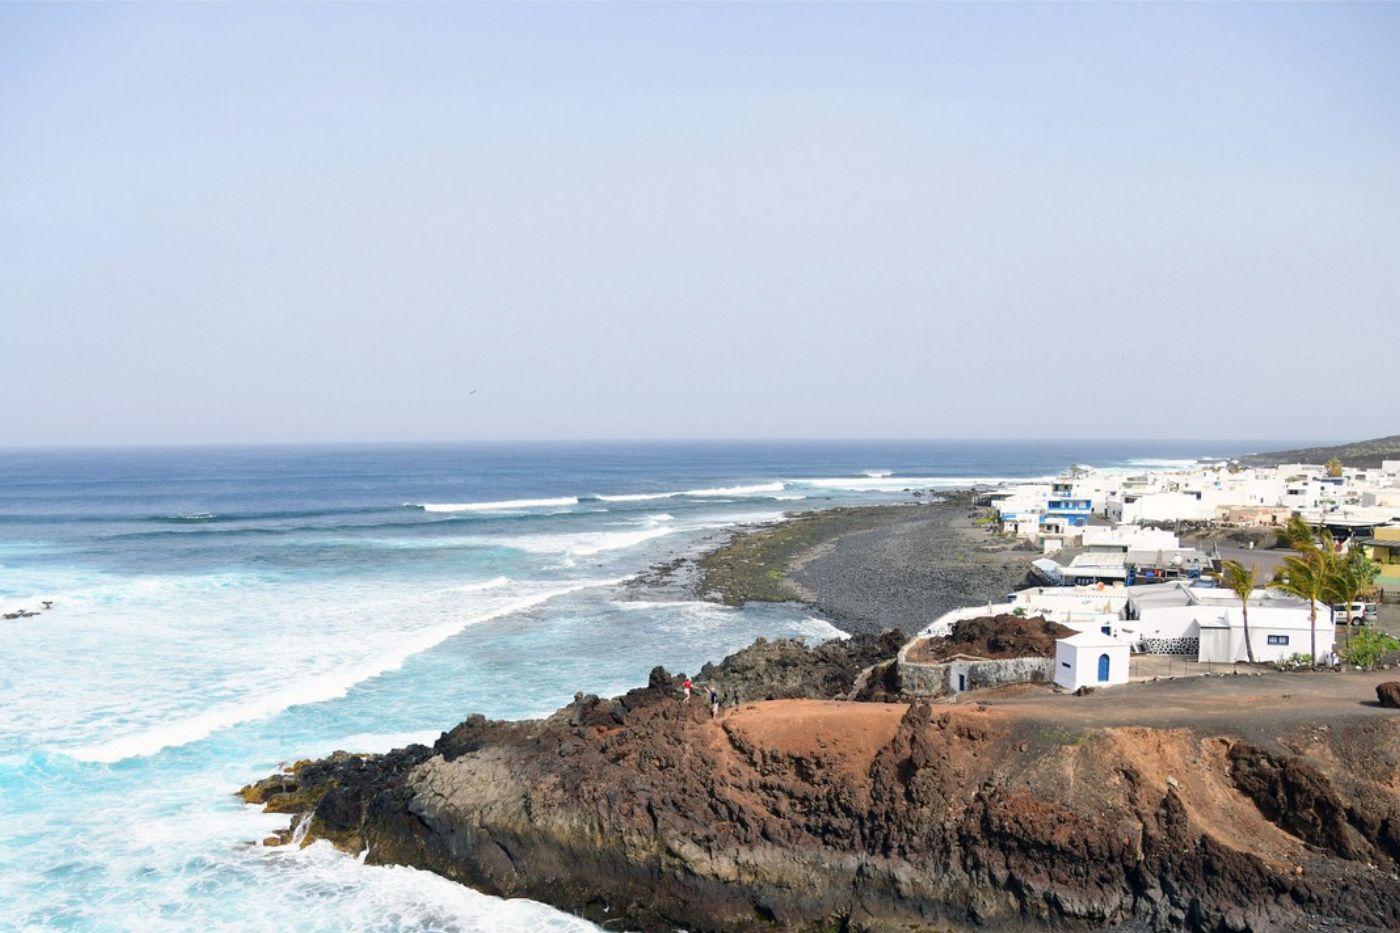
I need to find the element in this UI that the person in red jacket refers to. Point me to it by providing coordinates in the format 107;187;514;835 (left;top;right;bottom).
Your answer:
682;677;692;702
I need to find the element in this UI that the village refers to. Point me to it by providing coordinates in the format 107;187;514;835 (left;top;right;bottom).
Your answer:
895;456;1400;699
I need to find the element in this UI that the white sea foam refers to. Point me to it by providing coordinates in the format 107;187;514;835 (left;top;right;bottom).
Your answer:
491;527;676;558
269;845;600;932
862;469;894;478
450;576;512;592
683;481;784;497
791;474;1058;491
594;491;673;502
594;481;786;502
415;497;580;513
1122;458;1204;469
62;579;620;764
611;599;734;612
793;616;851;642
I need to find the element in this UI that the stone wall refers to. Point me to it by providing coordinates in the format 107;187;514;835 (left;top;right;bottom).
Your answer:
896;655;1054;698
1139;636;1199;656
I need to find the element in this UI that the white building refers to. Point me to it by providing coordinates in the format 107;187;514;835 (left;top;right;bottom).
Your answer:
1125;581;1328;659
1080;525;1179;553
1196;603;1336;664
1006;585;1130;624
1054;631;1131;690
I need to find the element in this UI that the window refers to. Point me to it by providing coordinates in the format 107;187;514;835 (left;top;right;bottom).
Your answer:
1267;634;1289;646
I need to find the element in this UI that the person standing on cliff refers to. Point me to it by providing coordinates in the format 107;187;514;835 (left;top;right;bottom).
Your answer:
682;677;692;702
709;687;720;718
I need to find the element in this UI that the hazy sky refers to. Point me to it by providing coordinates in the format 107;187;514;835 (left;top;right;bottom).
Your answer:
3;3;1397;446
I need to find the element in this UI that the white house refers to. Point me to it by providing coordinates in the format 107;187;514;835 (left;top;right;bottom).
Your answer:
1080;525;1179;553
1054;631;1131;690
1126;581;1327;658
1196;604;1336;664
1006;585;1130;624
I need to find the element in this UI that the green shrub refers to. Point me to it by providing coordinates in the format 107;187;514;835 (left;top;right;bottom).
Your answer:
1274;652;1314;672
1341;629;1400;670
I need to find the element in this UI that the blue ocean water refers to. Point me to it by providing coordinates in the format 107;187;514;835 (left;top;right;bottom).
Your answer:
0;440;1250;930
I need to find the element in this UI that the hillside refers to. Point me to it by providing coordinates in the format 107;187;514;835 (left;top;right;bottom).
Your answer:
1239;434;1400;468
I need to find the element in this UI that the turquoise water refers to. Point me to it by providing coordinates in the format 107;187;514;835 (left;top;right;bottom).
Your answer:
0;441;1248;930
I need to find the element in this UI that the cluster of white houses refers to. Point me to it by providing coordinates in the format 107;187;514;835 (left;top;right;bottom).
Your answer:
901;457;1399;697
988;460;1400;552
915;580;1334;695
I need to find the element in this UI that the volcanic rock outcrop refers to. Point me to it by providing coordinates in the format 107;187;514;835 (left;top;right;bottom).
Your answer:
244;636;1400;932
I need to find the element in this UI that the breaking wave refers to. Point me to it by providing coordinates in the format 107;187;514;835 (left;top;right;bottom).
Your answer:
60;578;619;764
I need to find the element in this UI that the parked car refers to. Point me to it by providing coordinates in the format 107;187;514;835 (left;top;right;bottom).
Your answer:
1330;602;1378;625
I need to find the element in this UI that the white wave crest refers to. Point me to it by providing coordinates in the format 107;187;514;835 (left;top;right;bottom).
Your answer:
493;527;675;558
594;491;673;502
595;481;785;502
861;470;894;478
1122;458;1204;469
682;482;784;497
793;616;852;642
62;579;619;764
414;497;580;513
450;576;511;593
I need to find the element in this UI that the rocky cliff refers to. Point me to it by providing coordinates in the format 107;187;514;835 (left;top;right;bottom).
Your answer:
243;637;1400;932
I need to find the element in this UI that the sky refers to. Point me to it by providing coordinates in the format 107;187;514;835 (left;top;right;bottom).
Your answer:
2;3;1397;447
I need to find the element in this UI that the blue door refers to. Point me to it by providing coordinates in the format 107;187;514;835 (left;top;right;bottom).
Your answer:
1097;653;1111;682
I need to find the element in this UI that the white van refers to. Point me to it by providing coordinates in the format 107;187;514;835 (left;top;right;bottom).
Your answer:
1330;602;1378;625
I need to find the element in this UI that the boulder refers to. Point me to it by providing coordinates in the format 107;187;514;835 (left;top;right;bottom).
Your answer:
1376;682;1400;709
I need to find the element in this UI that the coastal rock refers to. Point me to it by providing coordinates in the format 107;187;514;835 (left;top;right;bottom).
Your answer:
246;650;1400;932
695;630;906;704
1376;681;1400;709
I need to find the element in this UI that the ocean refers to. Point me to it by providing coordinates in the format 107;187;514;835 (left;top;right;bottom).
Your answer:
0;440;1248;931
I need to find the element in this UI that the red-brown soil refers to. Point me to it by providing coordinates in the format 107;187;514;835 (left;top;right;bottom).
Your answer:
245;664;1400;932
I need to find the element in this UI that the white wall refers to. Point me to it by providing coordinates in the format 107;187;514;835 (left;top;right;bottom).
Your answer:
1120;492;1215;524
1134;605;1207;641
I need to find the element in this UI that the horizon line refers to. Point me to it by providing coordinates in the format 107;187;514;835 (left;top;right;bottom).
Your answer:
0;436;1334;454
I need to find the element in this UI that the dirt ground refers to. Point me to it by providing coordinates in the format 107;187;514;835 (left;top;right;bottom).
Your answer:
717;664;1400;771
966;664;1400;750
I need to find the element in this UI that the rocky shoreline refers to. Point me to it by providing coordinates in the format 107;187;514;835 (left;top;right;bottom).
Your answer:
637;490;1036;636
239;496;1400;931
243;632;1400;932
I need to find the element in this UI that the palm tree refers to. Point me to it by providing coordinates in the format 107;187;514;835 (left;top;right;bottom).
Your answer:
1273;547;1336;669
1326;547;1381;650
1221;560;1259;663
1282;513;1316;550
